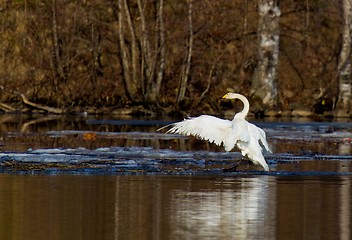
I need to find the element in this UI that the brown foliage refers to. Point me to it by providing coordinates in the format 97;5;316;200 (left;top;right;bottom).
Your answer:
0;1;344;114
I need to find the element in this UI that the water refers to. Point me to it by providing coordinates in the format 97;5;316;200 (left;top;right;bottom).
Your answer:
0;114;351;239
0;174;349;240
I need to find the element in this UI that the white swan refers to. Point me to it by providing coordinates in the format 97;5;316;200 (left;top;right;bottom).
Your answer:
160;93;271;171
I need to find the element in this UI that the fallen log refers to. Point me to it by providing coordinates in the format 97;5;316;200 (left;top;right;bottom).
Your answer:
0;102;15;112
20;94;64;114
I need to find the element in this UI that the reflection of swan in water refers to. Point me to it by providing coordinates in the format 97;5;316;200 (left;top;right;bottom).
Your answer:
160;93;271;171
170;177;276;239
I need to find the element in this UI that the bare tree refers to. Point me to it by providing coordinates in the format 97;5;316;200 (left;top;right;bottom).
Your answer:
138;0;166;103
117;0;140;101
251;0;281;111
154;0;166;103
51;0;66;91
337;0;352;116
115;0;165;104
177;0;193;104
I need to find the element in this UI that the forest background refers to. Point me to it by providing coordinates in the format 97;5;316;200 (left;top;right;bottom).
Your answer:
0;0;351;118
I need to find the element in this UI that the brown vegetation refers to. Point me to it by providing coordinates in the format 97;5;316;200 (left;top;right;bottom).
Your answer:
0;1;347;117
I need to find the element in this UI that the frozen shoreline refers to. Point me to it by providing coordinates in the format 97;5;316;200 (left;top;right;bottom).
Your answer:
0;146;350;176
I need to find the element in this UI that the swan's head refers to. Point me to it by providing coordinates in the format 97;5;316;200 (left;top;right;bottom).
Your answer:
222;92;248;100
222;93;240;99
222;92;250;118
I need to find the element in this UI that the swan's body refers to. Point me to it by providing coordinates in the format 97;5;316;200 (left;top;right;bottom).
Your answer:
161;93;271;171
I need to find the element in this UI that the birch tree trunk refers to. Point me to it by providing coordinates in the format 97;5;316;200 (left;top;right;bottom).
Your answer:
177;0;193;104
251;0;280;110
337;0;352;116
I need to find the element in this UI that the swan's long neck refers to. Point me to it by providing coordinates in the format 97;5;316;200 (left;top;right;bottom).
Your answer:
233;94;249;118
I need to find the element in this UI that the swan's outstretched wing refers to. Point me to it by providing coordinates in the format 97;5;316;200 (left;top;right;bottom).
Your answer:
163;115;236;151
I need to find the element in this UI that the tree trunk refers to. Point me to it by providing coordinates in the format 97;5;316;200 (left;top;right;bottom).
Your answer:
117;0;140;101
177;0;193;104
251;0;280;110
123;0;140;98
51;0;65;91
337;0;352;116
116;0;165;104
137;0;150;97
144;0;166;104
154;0;166;102
137;0;165;104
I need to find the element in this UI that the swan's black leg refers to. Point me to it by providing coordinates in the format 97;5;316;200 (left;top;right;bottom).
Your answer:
223;164;239;172
223;158;249;172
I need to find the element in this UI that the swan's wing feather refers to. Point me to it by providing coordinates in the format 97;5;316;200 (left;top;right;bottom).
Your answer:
165;115;236;151
247;123;271;153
